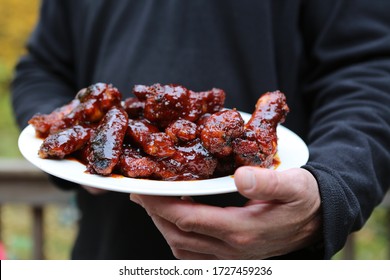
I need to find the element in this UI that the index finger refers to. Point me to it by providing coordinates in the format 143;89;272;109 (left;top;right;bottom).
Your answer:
130;194;247;238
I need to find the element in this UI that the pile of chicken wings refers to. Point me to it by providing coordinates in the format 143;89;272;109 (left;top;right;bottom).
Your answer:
29;83;289;181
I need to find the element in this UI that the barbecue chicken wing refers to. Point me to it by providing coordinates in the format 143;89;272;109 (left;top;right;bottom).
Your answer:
133;83;225;127
29;99;80;138
38;125;92;159
123;97;144;119
29;83;122;138
50;83;122;134
154;139;218;181
87;106;128;175
200;109;245;158
165;119;198;143
233;90;289;168
126;119;160;147
119;145;157;178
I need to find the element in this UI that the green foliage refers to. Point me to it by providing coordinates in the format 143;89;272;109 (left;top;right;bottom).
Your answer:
0;0;39;158
0;0;40;70
0;93;22;158
2;204;77;260
354;208;389;259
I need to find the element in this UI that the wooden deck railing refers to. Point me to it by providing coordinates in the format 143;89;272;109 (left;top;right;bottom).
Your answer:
0;159;73;259
0;158;389;259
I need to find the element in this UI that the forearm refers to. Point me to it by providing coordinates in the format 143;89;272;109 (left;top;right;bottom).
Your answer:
11;0;79;191
12;57;75;128
301;0;390;258
11;0;75;128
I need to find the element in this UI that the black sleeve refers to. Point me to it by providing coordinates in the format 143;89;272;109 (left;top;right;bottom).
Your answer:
11;0;76;128
300;0;390;258
12;0;79;191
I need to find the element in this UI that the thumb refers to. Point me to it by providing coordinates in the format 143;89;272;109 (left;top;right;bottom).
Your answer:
234;166;310;202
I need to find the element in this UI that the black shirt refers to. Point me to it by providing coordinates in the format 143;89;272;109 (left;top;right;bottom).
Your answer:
12;0;390;259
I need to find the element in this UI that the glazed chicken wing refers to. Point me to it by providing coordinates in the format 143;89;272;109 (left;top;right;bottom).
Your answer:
133;84;189;127
133;84;225;127
143;132;176;158
155;139;218;181
50;83;122;133
119;145;157;178
233;90;289;168
87;106;128;175
126;119;160;147
185;88;226;122
118;139;217;181
123;97;145;119
126;119;175;157
200;109;245;158
29;83;122;137
28;99;80;138
38;125;92;159
165;119;197;143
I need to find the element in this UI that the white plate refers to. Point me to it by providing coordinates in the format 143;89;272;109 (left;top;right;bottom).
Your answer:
18;112;309;196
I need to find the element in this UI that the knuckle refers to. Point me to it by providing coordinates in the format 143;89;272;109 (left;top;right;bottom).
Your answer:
175;215;197;232
262;170;280;197
228;233;253;249
171;248;186;259
167;237;184;250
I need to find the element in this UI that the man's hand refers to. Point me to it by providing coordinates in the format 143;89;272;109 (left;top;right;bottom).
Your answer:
130;167;322;259
81;185;108;195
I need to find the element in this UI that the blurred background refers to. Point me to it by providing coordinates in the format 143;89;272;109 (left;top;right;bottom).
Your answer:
0;0;77;260
0;0;388;260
